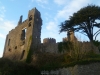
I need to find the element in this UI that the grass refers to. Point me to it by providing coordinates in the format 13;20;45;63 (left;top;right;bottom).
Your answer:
30;52;100;70
1;50;100;74
0;58;41;75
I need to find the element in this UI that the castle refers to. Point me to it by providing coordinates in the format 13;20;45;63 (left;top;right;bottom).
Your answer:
3;8;99;61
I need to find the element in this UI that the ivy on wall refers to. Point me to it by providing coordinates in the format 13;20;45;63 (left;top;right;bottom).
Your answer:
26;36;32;63
58;41;73;53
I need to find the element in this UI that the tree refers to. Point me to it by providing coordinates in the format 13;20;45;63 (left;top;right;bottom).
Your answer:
59;5;100;41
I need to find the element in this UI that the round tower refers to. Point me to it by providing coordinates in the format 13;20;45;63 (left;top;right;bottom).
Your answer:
43;38;56;44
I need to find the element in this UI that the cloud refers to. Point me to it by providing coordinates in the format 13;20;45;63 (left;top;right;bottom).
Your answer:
31;0;48;4
0;17;3;21
31;0;49;9
54;0;68;5
0;20;16;31
55;0;90;20
44;0;91;42
0;33;5;39
31;0;34;2
36;0;48;4
0;4;16;57
46;21;57;31
0;6;6;18
0;5;16;39
0;20;16;39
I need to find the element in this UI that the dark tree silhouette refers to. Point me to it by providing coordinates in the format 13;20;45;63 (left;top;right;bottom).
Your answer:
60;5;100;41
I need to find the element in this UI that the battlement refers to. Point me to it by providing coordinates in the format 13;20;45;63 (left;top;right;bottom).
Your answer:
43;38;56;44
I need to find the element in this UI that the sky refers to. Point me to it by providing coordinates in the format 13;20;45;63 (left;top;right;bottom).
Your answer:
0;0;100;57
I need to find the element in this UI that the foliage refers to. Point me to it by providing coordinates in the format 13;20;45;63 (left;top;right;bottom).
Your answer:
0;58;40;75
31;53;64;70
58;41;73;53
30;51;100;70
93;40;100;47
60;5;100;41
93;40;100;52
1;51;100;73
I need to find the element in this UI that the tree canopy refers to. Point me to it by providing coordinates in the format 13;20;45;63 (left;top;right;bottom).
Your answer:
60;5;100;41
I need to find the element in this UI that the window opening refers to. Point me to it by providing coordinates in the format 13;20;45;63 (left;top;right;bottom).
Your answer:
29;15;32;21
29;22;31;27
21;28;27;40
15;46;17;49
8;48;11;52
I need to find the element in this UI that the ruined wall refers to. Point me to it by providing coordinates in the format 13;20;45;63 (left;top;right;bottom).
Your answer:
3;8;42;61
63;30;77;42
41;62;100;75
78;41;99;53
3;7;99;62
41;38;58;53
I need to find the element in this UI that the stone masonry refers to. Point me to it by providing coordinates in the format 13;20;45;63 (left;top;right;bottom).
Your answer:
3;8;42;61
3;7;99;61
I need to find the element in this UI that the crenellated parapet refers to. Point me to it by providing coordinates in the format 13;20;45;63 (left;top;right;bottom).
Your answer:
43;38;56;44
41;38;58;53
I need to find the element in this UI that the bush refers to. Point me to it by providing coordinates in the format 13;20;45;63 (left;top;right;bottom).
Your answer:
0;58;41;75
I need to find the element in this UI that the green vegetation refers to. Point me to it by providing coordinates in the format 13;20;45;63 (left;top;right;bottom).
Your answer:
93;40;100;47
0;58;40;75
58;41;72;53
1;49;100;74
32;52;100;70
59;5;100;41
26;36;32;63
1;4;100;75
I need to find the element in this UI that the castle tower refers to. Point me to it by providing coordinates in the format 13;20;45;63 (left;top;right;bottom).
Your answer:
63;30;77;42
41;38;58;53
3;7;42;62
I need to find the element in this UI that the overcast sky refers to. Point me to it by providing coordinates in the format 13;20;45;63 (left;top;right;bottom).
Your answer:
0;0;100;57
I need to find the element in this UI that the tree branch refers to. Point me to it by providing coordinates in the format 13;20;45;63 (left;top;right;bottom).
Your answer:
93;29;100;36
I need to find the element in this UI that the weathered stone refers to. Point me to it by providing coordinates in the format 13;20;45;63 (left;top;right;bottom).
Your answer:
3;8;42;61
41;63;100;75
3;7;100;62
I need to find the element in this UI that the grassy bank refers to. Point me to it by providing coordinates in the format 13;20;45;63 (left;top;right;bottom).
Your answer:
0;52;100;75
0;58;40;75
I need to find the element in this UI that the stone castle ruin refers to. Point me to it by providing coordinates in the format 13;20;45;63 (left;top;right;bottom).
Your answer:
3;8;99;61
3;8;42;60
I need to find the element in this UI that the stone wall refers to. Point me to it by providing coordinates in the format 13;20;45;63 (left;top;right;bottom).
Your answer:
41;62;100;75
3;7;99;62
78;41;99;53
41;38;58;53
41;38;99;54
3;8;42;61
